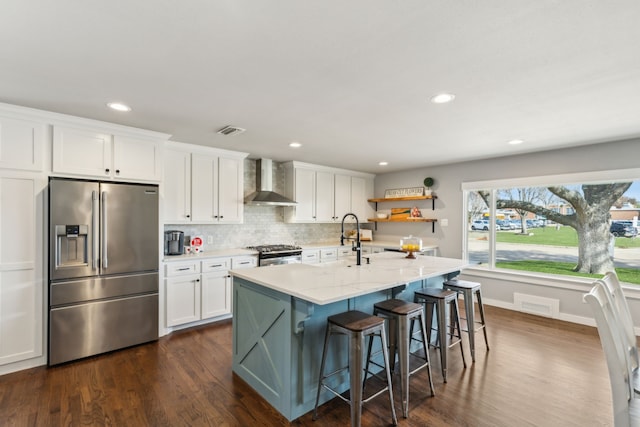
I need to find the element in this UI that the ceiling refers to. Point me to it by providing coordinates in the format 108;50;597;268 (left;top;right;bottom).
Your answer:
2;1;640;174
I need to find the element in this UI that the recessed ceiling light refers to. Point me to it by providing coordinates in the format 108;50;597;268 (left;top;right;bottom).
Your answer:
289;142;302;148
107;102;131;112
430;93;455;104
379;161;388;166
508;139;524;145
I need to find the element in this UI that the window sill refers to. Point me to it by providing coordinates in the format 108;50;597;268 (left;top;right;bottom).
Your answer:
461;266;640;299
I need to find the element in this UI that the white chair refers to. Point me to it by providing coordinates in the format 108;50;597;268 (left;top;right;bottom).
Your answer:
584;281;640;426
599;271;640;395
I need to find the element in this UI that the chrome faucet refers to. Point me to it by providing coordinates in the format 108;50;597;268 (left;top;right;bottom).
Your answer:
340;212;361;266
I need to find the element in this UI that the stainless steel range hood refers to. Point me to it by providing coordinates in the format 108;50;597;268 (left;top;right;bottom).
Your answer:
244;159;297;206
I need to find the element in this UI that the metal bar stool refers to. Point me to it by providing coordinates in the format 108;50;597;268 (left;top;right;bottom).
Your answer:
444;279;489;362
414;288;467;382
313;310;398;427
366;298;435;418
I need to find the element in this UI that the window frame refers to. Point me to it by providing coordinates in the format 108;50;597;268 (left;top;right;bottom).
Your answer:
461;167;640;284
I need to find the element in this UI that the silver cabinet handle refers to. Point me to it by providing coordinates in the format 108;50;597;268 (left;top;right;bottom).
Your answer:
92;191;99;270
209;264;223;268
176;267;191;271
102;191;108;269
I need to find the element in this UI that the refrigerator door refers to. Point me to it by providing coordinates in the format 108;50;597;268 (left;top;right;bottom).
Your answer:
49;179;99;281
100;182;158;275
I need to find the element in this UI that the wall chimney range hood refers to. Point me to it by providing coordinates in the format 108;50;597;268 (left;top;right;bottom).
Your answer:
244;159;297;206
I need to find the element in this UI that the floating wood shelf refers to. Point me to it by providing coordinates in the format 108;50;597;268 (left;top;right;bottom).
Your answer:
367;218;437;232
368;195;438;231
368;195;437;203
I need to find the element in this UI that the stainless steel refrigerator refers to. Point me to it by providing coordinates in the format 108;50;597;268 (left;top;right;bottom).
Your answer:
48;178;159;365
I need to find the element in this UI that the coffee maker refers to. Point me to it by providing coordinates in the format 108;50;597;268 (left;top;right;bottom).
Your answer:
164;230;184;255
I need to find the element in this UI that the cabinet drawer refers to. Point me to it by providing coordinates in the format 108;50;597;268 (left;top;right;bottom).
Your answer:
337;247;352;257
301;250;320;264
165;261;201;277
232;256;257;269
201;257;231;273
320;248;338;262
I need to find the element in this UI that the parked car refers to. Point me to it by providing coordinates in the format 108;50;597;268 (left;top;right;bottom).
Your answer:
610;222;638;237
471;220;501;231
496;220;513;230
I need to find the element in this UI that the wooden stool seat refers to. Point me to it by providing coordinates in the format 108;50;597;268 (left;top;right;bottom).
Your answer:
369;298;434;418
414;288;467;382
314;310;398;427
444;279;489;362
328;310;385;332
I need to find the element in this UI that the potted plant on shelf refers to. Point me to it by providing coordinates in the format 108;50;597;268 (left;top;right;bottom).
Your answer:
423;177;435;196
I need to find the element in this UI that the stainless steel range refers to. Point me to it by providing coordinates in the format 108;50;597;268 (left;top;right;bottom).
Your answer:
247;244;303;267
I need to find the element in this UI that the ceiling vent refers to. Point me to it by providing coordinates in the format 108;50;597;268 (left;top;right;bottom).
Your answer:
217;125;246;136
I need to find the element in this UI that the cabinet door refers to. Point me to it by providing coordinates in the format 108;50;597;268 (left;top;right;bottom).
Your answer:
333;174;351;222
201;271;231;319
293;168;316;222
0;116;44;171
191;154;217;223
350;176;371;221
217;156;243;223
52;126;112;178
315;171;335;222
163;149;191;223
0;175;43;365
166;275;201;327
113;136;162;182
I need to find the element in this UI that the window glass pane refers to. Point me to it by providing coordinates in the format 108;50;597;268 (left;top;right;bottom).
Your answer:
465;179;640;285
467;190;491;267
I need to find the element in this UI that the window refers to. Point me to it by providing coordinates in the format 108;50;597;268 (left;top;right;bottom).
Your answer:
463;170;640;285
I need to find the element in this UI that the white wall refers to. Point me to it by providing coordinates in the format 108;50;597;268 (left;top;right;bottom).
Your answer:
373;138;640;330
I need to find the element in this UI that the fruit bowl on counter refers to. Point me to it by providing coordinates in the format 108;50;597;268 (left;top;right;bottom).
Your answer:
400;235;422;259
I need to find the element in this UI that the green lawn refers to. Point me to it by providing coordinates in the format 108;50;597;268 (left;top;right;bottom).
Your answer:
496;225;640;248
496;260;640;284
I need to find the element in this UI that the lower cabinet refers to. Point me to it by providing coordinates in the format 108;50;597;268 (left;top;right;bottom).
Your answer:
165;255;256;328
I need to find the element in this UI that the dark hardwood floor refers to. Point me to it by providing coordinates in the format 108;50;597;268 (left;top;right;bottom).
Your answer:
0;306;613;426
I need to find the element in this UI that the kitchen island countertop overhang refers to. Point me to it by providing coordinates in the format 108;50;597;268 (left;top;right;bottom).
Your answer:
229;251;470;305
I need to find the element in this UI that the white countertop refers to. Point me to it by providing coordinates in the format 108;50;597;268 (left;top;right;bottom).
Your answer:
230;251;468;305
163;248;257;262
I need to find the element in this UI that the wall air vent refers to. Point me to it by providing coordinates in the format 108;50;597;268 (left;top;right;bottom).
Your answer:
217;125;246;136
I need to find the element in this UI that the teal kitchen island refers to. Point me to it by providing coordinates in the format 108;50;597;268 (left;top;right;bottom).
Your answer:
230;251;469;421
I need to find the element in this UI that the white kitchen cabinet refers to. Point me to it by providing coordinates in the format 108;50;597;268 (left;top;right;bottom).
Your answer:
113;135;162;181
0;115;44;171
0;173;44;367
284;161;374;224
166;273;201;327
201;257;232;320
165;255;256;327
163;142;247;224
320;248;338;263
301;249;320;264
52;125;163;182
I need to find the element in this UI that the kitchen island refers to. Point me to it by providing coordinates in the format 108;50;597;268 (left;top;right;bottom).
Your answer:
230;252;469;421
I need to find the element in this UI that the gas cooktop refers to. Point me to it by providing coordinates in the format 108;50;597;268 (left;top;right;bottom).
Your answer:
246;244;302;253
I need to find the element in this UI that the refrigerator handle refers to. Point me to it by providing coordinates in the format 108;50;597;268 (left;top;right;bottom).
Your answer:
92;191;99;270
102;191;108;269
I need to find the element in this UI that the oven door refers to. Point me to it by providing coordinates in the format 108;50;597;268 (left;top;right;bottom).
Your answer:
260;254;302;267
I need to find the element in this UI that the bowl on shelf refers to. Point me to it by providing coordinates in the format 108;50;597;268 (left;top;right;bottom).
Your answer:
376;212;388;219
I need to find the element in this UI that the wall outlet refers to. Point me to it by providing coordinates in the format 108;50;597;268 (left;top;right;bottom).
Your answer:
440;218;449;227
207;235;213;244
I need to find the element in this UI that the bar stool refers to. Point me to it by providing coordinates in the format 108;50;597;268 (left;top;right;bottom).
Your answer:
414;288;467;382
313;310;398;427
366;299;435;418
444;279;489;362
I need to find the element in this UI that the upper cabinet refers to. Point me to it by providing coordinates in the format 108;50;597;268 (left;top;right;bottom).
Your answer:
283;161;374;223
163;142;248;224
0;115;45;172
52;126;163;182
